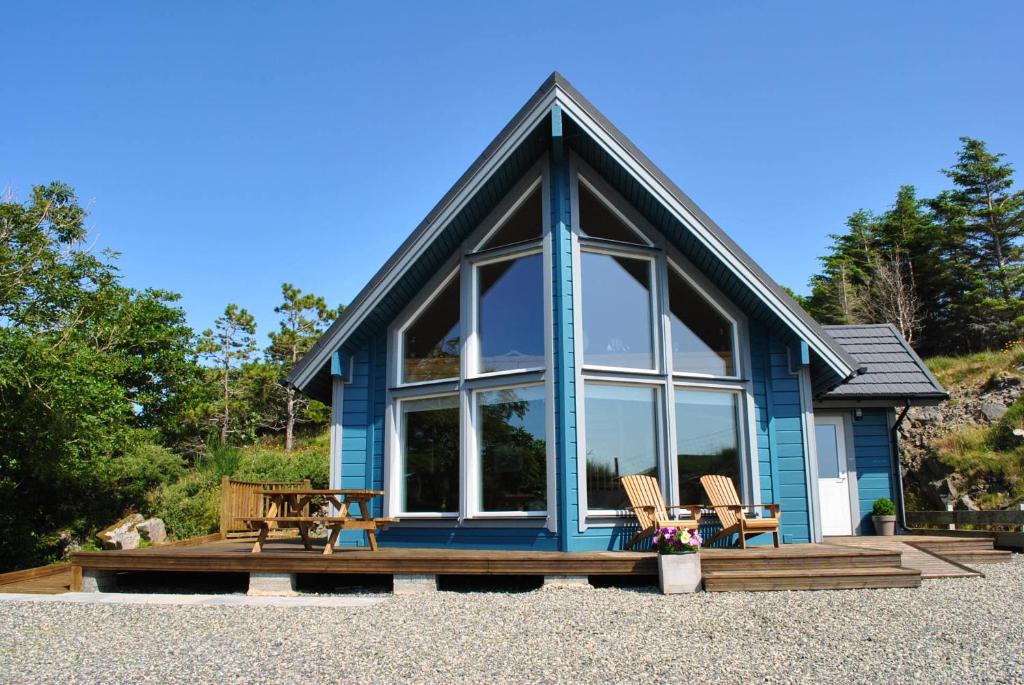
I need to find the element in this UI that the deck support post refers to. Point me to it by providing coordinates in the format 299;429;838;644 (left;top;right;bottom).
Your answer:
79;569;118;593
542;575;592;590
247;572;298;596
393;574;438;595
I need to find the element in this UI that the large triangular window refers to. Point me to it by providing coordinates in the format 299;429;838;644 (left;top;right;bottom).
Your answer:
402;274;461;383
578;181;647;245
480;186;543;250
667;266;735;376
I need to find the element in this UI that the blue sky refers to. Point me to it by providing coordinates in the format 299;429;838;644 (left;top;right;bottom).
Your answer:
3;2;1021;345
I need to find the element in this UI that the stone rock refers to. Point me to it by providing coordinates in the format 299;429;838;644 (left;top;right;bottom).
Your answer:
960;494;980;511
916;407;942;424
99;513;144;550
983;372;1022;392
57;530;81;559
980;402;1008;422
137;518;167;544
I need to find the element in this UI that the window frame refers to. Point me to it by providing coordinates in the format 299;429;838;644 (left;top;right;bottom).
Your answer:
578;377;668;517
570;153;759;528
384;156;557;528
393;391;462;519
468;380;549;518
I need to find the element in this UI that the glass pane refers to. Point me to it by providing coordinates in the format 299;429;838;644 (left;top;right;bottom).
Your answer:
478;254;545;374
584;383;658;510
581;252;654;369
815;423;841;479
401;396;460;513
578;183;645;244
668;269;735;376
675;390;740;506
482;187;542;249
478;386;547;512
402;275;461;383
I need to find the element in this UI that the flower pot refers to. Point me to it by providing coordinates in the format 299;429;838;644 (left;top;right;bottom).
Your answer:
658;552;702;594
872;515;897;536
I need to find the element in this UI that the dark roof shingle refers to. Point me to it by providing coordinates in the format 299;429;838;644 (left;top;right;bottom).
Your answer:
820;324;947;403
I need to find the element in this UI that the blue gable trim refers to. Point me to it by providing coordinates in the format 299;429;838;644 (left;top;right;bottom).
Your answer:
549;105;576;550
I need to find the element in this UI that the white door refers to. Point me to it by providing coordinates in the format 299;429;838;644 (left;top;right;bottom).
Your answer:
814;416;853;536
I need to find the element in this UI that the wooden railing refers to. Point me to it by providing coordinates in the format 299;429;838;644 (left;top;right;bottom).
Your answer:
907;506;1024;551
906;507;1024;531
219;476;310;536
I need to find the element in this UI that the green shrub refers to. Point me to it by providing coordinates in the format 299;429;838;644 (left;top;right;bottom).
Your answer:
872;498;896;516
146;471;219;539
234;448;329;486
103;442;187;509
198;443;242;479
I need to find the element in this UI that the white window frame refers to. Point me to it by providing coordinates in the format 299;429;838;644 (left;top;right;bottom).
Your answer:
577;377;668;517
570;153;758;528
384;156;557;529
468;381;549;518
392;391;462;520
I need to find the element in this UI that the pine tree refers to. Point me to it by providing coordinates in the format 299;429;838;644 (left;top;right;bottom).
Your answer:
266;284;340;452
197;304;257;446
930;137;1024;350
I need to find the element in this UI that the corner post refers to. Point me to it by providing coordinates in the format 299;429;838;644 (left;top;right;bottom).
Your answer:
549;104;575;550
329;350;350;502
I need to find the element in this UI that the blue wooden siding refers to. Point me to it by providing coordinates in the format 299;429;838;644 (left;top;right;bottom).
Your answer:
852;409;895;534
749;325;811;544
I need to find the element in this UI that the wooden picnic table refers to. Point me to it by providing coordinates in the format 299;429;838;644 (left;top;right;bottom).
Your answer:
244;488;396;555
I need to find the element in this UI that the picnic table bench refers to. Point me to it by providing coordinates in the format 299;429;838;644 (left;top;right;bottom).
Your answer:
244;488;396;554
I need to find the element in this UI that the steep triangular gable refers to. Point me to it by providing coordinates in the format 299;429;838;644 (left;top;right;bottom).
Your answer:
288;73;857;401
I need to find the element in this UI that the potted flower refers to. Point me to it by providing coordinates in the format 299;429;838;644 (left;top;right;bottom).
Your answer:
653;526;702;594
871;498;897;536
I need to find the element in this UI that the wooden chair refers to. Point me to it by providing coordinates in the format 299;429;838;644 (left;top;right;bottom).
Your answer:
620;475;702;550
700;474;781;548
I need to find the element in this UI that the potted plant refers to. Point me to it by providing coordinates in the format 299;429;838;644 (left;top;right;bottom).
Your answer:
653;526;703;594
871;498;897;536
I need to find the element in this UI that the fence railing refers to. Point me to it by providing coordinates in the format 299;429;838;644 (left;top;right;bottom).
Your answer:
219;476;310;535
906;505;1024;532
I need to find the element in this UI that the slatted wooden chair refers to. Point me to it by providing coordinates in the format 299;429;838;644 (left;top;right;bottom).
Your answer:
700;474;781;548
620;474;702;550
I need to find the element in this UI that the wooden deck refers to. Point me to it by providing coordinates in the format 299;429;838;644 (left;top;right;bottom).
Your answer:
69;535;925;592
73;537;903;577
4;533;995;594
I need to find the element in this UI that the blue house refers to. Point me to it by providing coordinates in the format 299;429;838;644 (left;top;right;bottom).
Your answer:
287;74;946;551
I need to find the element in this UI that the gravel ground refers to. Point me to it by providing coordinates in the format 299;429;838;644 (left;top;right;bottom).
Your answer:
1;555;1022;685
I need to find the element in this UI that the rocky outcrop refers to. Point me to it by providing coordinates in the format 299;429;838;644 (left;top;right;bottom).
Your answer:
899;371;1023;507
96;514;168;550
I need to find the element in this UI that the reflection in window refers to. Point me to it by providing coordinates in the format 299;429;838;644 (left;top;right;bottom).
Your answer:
578;183;645;244
478;386;547;512
477;254;544;374
675;390;739;505
584;383;658;510
481;187;543;250
402;275;460;383
581;252;654;369
815;423;841;479
668;268;735;376
401;396;460;513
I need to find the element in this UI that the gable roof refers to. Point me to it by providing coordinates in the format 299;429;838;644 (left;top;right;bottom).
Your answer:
287;72;859;401
819;324;948;404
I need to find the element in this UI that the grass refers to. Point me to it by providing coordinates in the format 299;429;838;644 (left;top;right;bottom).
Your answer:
933;397;1024;508
926;342;1024;388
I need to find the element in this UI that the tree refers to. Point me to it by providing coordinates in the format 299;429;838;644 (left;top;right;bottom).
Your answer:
266;284;339;452
0;183;196;569
197;305;257;446
930;137;1024;350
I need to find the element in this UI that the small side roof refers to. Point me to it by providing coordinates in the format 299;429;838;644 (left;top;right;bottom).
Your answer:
819;324;948;404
